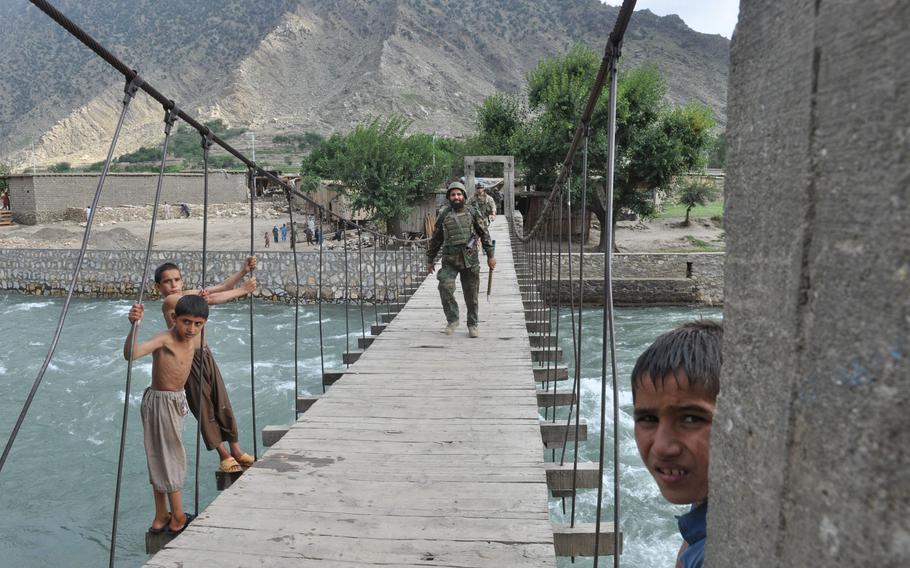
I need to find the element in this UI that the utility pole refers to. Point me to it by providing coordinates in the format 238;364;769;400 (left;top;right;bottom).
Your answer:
31;143;36;174
248;131;256;163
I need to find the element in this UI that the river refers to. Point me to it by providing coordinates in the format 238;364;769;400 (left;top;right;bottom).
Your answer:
0;292;720;567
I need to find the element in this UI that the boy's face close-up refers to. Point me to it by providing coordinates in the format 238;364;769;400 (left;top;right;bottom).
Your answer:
155;268;183;297
634;371;716;506
173;315;206;341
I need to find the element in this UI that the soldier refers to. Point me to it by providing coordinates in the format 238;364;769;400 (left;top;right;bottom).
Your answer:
468;182;497;222
427;181;496;338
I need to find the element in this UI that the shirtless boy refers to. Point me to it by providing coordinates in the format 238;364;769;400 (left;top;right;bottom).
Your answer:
631;320;722;568
154;258;257;473
124;295;209;535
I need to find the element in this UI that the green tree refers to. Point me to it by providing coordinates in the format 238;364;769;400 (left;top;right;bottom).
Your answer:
677;179;718;226
0;161;11;193
493;44;715;250
49;161;72;173
301;116;457;234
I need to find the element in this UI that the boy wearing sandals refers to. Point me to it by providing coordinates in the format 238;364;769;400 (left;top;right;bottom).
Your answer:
154;257;258;474
124;295;209;535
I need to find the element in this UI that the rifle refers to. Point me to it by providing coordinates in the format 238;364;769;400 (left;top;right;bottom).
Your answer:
487;239;496;301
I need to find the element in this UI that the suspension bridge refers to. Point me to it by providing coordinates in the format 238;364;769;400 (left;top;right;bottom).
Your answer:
144;217;618;567
1;1;634;566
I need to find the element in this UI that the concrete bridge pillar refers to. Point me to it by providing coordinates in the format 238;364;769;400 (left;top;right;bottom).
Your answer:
711;1;910;566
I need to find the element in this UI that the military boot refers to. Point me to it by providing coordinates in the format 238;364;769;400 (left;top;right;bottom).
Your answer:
445;320;459;335
468;325;479;338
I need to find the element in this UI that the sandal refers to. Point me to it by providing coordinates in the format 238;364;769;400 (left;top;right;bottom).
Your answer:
219;457;242;473
165;513;195;536
149;515;170;534
234;453;255;467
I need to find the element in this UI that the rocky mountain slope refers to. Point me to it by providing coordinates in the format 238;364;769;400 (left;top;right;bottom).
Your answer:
0;0;730;169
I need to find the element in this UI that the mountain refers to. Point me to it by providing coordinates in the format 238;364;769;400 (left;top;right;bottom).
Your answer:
0;0;730;169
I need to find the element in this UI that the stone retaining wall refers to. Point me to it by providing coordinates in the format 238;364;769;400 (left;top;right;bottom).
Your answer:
532;252;724;305
0;248;425;302
0;249;724;305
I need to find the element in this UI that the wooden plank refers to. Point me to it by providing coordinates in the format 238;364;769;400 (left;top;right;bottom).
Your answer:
545;462;601;491
533;365;568;381
145;218;554;567
295;395;320;413
531;347;564;362
342;350;363;364
540;420;588;444
553;523;623;557
323;368;345;384
537;389;576;407
261;425;289;446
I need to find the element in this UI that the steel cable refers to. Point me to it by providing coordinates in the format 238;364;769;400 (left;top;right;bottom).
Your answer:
285;189;302;419
317;213;327;393
0;76;140;478
594;52;622;568
111;105;177;567
246;169;258;461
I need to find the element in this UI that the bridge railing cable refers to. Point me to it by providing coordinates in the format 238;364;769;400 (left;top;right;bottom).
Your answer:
0;75;140;479
110;105;177;567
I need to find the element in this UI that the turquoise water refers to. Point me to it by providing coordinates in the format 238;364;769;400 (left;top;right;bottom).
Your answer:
0;292;720;567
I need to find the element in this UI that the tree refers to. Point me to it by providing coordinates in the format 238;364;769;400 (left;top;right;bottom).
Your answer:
301;116;458;234
486;44;715;250
677;180;718;226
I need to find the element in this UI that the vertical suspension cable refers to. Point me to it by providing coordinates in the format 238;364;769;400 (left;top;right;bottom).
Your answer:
317;212;327;393
342;221;351;366
595;53;622;568
0;77;141;477
357;226;367;341
543;204;557;421
560;175;580;467
286;188;302;419
246;168;258;460
193;130;213;517
372;230;380;326
110;104;177;568
567;127;590;529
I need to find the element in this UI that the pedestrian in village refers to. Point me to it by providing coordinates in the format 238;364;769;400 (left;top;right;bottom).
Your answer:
426;181;496;338
304;226;314;245
264;231;270;248
314;227;322;244
280;223;288;242
2;190;10;210
272;225;279;244
179;203;191;218
162;201;171;220
468;182;497;222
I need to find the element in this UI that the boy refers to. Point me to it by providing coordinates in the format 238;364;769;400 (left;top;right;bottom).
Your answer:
631;320;722;568
154;258;257;474
124;295;209;535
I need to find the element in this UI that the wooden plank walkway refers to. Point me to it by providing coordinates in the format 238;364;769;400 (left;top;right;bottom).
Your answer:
146;217;555;567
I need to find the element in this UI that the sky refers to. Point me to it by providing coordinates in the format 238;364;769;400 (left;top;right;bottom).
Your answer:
603;0;740;38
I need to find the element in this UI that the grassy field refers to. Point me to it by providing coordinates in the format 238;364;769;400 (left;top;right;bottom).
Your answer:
656;199;724;220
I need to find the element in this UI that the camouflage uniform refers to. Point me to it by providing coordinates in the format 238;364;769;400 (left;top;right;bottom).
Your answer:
426;205;494;327
468;192;497;219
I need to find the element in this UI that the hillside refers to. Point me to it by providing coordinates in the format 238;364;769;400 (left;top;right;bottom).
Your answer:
0;0;730;169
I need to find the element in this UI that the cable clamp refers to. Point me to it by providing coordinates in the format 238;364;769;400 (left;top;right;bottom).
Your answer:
163;103;180;135
122;72;144;104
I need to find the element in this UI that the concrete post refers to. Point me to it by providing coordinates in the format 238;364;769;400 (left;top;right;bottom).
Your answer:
710;1;910;567
464;159;476;200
